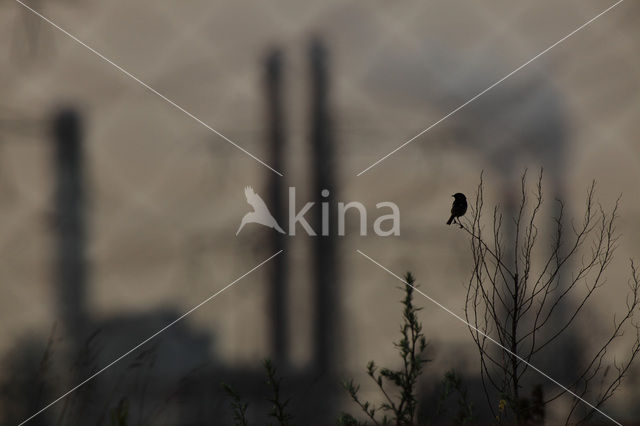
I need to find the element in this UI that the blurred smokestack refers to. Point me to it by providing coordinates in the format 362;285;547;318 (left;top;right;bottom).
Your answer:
265;48;289;366
52;108;87;350
309;37;340;374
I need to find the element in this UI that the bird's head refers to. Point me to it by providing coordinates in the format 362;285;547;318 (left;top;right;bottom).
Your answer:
452;193;466;201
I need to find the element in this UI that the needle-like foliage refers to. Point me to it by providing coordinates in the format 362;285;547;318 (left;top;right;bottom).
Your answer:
340;273;430;426
264;359;293;426
221;383;249;426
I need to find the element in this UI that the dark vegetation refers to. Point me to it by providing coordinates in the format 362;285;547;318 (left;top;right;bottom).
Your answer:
463;171;640;425
2;173;639;425
338;273;473;426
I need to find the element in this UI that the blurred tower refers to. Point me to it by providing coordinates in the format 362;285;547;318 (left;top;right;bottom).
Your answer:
309;38;340;375
52;108;88;352
51;107;95;419
265;48;289;366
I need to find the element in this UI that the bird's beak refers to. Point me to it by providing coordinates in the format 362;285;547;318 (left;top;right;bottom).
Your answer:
451;194;454;197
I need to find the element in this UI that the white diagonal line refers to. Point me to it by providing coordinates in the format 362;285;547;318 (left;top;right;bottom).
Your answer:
14;0;283;177
19;250;283;426
356;249;622;426
356;0;624;176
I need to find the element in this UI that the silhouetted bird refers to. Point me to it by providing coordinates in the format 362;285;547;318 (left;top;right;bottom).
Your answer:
446;193;467;227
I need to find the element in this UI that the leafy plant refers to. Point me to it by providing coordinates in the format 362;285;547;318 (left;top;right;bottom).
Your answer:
221;382;249;426
109;397;128;426
264;359;292;426
340;273;431;425
220;359;292;426
434;370;474;425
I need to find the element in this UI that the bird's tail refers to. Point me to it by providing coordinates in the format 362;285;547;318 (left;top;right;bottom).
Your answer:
236;217;247;236
446;215;454;225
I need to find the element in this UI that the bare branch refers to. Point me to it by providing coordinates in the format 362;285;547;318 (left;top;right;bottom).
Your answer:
463;171;639;425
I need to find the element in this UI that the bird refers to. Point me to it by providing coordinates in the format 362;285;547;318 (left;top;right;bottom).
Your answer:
236;186;285;235
447;193;467;228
